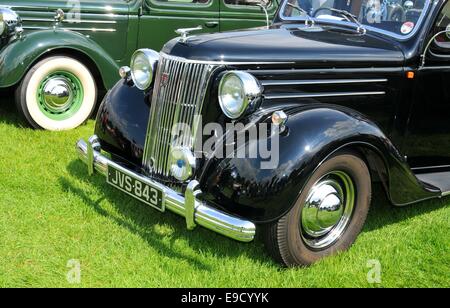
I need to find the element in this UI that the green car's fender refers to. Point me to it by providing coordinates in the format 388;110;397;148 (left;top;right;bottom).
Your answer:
0;29;119;89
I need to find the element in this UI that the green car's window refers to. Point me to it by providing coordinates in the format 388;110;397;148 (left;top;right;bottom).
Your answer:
154;0;210;4
433;1;450;49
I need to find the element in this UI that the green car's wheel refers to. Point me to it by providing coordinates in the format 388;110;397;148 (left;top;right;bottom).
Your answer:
263;151;372;266
15;56;97;131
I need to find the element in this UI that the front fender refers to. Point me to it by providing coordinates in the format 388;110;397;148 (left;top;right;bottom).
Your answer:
0;30;119;89
200;105;439;223
94;79;150;166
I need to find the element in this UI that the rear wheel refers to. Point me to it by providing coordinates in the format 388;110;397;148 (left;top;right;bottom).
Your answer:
263;151;372;266
15;56;97;131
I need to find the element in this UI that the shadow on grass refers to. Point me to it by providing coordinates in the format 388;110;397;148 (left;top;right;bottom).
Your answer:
364;184;448;232
0;91;28;128
61;160;273;271
62;159;448;269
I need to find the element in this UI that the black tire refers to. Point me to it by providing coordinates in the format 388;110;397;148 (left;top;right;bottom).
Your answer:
263;151;372;267
15;56;97;131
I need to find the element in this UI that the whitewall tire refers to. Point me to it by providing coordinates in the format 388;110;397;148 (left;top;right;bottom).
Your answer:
15;56;97;131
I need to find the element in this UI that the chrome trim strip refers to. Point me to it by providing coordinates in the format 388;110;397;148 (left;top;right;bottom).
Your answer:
21;18;54;22
76;138;256;242
412;165;450;171
63;20;117;25
261;79;388;86
264;91;386;100
22;26;116;32
247;67;402;75
22;26;49;30
21;18;117;24
160;52;295;65
63;27;116;32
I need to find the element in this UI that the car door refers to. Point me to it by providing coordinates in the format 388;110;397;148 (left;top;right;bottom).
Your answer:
219;0;278;31
138;0;220;51
404;1;450;169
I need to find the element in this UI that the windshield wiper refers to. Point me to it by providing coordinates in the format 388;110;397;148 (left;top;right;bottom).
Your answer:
286;3;315;27
323;8;366;34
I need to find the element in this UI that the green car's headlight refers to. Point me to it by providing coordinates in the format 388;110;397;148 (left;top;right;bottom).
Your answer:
0;20;5;36
0;7;21;38
218;71;263;119
130;49;159;90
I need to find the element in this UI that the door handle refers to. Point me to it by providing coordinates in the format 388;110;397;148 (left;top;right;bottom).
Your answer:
205;21;219;28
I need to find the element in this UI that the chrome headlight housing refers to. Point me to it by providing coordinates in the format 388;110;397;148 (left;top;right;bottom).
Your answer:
218;71;263;120
0;7;21;38
130;49;159;90
0;20;5;37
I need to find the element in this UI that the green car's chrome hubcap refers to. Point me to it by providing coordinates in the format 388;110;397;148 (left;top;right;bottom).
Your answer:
37;71;84;121
301;171;355;250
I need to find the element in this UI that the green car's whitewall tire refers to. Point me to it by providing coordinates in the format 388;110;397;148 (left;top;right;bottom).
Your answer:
15;56;97;131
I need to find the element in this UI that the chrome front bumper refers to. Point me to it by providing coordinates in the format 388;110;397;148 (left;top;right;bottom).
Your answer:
76;136;256;242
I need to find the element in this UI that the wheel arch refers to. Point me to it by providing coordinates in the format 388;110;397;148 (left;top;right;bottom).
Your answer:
200;105;440;223
0;30;119;90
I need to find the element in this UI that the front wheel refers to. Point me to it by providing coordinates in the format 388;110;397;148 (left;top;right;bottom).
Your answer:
263;151;372;266
15;56;97;131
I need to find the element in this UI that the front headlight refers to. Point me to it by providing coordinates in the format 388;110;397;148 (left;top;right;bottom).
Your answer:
0;20;5;37
130;49;159;90
0;7;21;38
218;71;262;119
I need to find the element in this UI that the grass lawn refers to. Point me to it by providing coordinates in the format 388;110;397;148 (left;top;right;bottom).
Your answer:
0;91;449;288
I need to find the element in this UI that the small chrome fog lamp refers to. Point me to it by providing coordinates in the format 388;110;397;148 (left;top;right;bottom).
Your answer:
119;66;131;79
272;111;288;126
218;71;263;119
272;111;288;133
170;146;196;182
130;49;159;90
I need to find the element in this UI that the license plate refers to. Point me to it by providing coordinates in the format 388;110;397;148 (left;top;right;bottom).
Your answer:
107;165;164;212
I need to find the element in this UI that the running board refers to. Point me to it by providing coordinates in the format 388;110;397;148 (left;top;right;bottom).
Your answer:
416;172;450;196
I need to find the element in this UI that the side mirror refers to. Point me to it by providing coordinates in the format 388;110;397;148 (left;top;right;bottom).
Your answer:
420;26;450;68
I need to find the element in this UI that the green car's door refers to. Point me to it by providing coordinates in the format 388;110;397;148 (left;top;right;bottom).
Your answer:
219;0;278;31
138;0;220;51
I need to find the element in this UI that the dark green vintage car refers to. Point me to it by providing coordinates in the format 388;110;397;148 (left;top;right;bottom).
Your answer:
0;0;276;131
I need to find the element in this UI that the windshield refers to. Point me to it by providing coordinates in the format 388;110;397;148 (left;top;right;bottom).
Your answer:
280;0;430;39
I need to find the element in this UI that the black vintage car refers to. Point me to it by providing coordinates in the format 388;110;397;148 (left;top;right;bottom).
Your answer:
76;0;450;266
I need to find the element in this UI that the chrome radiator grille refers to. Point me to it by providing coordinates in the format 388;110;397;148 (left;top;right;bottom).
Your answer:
142;54;217;181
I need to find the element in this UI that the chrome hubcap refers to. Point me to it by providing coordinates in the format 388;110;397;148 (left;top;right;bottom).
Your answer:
42;78;74;112
301;171;355;249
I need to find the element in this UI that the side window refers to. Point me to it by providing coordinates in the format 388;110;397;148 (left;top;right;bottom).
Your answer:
433;1;450;51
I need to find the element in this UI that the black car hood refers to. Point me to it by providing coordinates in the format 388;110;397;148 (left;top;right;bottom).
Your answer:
163;24;405;68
